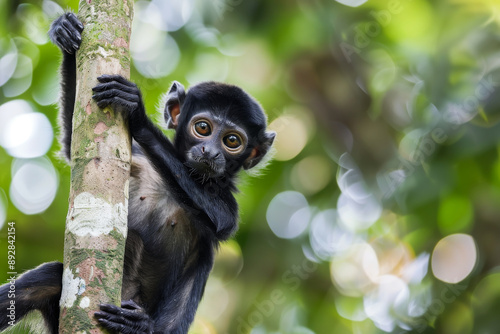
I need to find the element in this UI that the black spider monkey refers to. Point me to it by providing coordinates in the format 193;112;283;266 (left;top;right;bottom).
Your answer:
0;12;275;334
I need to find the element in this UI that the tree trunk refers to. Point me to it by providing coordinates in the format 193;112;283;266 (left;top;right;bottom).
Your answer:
58;1;133;333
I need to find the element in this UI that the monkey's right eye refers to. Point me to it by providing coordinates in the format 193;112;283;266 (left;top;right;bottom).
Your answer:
194;121;212;136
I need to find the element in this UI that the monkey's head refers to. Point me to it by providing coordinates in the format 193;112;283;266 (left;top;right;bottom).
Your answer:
164;81;275;181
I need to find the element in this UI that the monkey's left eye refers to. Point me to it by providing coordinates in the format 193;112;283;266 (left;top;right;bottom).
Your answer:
194;121;212;136
223;134;242;149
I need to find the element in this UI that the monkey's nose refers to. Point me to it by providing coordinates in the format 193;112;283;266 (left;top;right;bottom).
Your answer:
201;146;212;156
200;146;219;160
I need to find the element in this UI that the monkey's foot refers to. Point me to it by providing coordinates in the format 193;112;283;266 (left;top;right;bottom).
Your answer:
95;300;154;334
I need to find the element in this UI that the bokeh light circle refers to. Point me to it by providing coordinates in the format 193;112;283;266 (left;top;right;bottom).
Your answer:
0;100;53;158
268;114;310;161
310;209;356;260
291;155;332;195
0;40;18;86
266;191;310;239
334;0;368;7
330;242;379;296
337;168;371;202
431;234;477;284
363;275;410;332
337;192;382;231
149;0;194;32
10;157;59;215
131;3;180;79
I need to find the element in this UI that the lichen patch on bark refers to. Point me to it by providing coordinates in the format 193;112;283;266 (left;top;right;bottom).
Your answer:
97;45;114;58
60;268;86;308
67;192;127;237
79;297;90;308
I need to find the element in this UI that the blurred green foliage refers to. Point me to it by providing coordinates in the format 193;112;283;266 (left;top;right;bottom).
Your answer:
1;0;500;333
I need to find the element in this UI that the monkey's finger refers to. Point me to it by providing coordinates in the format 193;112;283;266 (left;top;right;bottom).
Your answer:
97;315;126;326
94;311;114;320
66;12;84;32
94;97;139;110
54;36;72;54
97;318;129;333
93;96;112;108
92;97;117;108
92;89;140;103
99;319;147;334
99;303;123;314
121;299;142;310
97;74;137;88
96;310;145;327
113;97;139;110
96;311;140;323
95;98;112;109
59;25;79;50
55;26;79;52
93;97;128;110
124;311;148;321
61;19;82;45
92;81;138;95
98;304;147;321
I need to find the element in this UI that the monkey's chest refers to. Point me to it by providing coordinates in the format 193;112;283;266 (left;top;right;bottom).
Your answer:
123;175;201;305
128;178;197;248
128;156;194;234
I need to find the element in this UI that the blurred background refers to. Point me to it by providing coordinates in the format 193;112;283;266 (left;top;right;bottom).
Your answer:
1;0;500;333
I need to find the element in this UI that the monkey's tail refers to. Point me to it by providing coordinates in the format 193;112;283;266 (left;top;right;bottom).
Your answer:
0;262;62;334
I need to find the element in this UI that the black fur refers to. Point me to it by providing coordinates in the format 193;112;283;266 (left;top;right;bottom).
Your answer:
0;12;274;334
0;262;62;334
48;12;82;160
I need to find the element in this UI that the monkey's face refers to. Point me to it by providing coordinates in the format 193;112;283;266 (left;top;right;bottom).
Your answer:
184;112;248;180
167;81;276;181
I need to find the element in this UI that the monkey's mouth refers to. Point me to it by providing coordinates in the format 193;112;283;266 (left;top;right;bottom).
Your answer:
185;157;225;181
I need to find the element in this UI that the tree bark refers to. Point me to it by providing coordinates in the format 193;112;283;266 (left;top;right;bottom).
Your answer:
58;1;133;333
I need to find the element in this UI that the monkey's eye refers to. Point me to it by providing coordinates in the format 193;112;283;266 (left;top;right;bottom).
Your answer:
194;121;212;136
223;134;242;149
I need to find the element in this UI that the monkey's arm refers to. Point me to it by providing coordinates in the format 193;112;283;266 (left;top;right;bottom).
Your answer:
151;247;214;333
92;75;238;240
49;12;84;161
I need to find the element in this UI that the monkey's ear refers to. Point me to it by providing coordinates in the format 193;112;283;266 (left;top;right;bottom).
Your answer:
165;81;186;129
243;131;276;170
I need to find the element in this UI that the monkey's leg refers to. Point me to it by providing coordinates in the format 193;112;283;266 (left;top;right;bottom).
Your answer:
0;262;63;334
